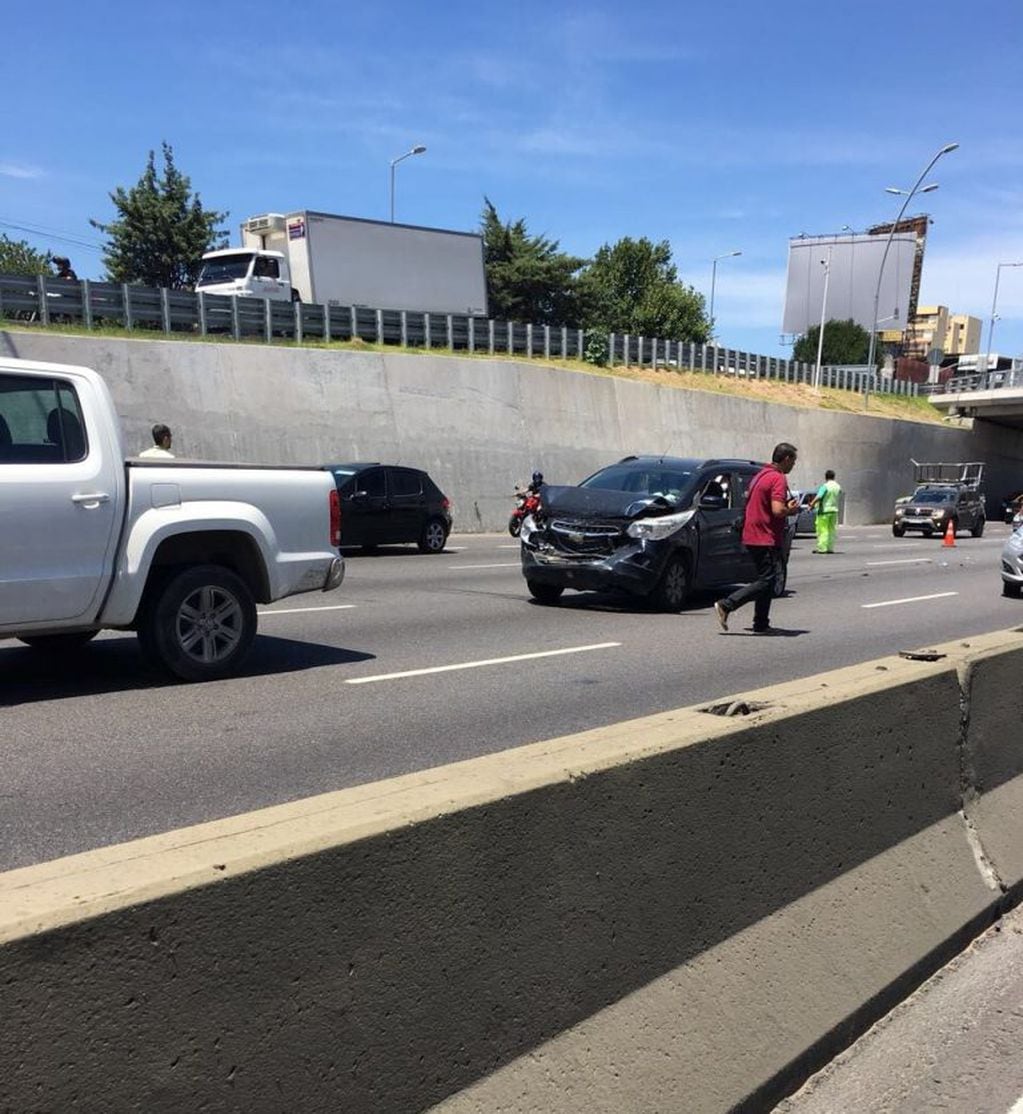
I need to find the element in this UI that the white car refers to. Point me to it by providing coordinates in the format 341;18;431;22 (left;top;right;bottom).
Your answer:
1001;528;1023;598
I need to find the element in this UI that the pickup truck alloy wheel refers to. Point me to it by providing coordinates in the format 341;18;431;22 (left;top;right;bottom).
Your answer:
418;518;448;554
140;565;257;682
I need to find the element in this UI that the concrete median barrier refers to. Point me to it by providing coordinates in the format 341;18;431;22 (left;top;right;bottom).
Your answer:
2;631;1022;1112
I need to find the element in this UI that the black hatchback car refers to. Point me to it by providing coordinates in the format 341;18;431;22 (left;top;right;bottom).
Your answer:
519;455;794;609
326;463;453;552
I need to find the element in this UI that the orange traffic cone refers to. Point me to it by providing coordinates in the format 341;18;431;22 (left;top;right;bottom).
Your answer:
942;518;956;547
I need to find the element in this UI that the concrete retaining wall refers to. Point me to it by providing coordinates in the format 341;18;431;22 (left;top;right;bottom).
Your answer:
2;630;1022;1112
3;329;1021;529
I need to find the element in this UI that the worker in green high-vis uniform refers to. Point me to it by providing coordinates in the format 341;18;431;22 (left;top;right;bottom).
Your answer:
811;469;842;554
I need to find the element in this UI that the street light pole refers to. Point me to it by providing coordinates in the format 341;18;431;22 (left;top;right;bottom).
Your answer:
864;142;958;409
708;250;741;343
389;144;427;223
813;247;833;393
985;261;1023;382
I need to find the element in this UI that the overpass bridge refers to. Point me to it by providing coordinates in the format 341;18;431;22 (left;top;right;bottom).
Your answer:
926;367;1023;430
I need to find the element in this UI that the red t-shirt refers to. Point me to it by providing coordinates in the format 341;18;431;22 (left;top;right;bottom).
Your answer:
741;465;788;547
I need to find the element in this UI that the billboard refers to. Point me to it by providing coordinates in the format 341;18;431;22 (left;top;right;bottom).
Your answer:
782;233;918;337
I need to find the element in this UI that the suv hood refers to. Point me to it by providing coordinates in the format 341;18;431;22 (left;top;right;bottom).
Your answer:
541;484;682;520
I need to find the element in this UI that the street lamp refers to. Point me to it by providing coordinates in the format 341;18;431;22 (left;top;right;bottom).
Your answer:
985;261;1023;381
709;250;742;343
389;144;427;223
813;247;833;393
865;142;959;408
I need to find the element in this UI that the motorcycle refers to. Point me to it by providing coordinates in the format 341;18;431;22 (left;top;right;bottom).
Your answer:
509;488;541;537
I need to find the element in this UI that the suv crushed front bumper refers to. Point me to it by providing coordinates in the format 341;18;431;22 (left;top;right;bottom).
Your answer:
521;538;667;596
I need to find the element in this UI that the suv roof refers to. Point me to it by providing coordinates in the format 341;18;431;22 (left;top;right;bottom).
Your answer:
616;455;763;469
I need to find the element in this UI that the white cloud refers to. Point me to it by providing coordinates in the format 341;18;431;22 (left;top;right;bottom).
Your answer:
0;161;43;180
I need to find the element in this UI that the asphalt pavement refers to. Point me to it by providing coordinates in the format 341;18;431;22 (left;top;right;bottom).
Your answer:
1;523;1020;870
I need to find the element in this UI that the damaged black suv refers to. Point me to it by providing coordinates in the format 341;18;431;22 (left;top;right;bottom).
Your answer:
519;455;794;609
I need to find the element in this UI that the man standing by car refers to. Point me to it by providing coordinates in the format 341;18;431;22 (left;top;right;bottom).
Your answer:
714;442;800;634
811;469;842;554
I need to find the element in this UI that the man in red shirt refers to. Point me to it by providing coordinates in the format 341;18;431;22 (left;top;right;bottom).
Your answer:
714;442;800;634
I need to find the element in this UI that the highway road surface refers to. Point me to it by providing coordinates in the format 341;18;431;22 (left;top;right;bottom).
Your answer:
1;523;1020;870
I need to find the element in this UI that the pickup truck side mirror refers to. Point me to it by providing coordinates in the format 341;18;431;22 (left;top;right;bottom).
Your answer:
699;493;728;511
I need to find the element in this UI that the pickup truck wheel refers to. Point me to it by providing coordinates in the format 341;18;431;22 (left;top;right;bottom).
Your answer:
19;630;99;652
650;554;691;612
139;565;256;682
417;518;448;554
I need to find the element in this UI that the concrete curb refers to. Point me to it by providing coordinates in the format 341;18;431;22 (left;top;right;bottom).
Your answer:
2;630;1022;1111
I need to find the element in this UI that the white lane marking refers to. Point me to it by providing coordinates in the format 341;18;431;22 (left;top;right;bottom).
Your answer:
447;562;520;570
498;544;521;548
865;558;934;567
345;642;622;684
862;591;958;609
258;604;356;616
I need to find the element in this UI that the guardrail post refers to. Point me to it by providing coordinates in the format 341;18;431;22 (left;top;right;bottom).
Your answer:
445;314;453;349
561;325;569;359
608;332;615;367
324;304;332;343
651;337;658;367
264;300;273;343
81;280;92;329
231;296;240;340
375;309;384;345
507;322;514;355
526;323;533;358
36;275;49;325
467;315;475;353
623;334;630;366
637;336;645;366
198;291;207;336
577;329;584;358
161;288;171;334
487;319;494;355
543;324;550;360
349;305;357;341
122;284;133;330
424;312;432;349
295;301;304;344
400;310;408;348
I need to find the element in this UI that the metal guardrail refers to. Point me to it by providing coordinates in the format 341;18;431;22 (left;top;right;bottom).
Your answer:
924;368;1023;396
0;272;919;397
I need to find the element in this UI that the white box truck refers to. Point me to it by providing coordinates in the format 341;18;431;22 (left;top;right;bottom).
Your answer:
196;211;488;316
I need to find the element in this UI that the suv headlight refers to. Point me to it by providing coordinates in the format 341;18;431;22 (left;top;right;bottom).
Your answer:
626;508;696;541
894;507;904;516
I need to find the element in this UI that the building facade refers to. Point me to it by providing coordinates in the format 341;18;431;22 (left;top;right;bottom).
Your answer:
945;313;981;355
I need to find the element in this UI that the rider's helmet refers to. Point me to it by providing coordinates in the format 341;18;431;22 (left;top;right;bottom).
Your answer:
531;471;544;487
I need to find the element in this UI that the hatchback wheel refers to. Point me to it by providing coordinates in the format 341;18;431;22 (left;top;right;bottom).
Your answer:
418;517;448;554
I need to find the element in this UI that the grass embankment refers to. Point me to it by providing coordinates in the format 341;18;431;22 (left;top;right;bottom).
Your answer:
1;319;947;425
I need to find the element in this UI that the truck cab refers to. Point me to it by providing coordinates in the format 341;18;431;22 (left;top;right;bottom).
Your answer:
196;248;296;303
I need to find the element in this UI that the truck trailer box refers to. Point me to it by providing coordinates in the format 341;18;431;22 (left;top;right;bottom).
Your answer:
220;210;488;316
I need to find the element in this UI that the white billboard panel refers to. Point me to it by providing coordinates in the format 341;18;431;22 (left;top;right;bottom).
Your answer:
782;234;917;336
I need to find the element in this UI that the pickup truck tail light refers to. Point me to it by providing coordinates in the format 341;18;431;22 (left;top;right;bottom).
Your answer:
441;497;451;510
329;489;341;547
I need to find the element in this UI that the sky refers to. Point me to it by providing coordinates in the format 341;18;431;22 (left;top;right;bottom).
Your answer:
4;0;1022;359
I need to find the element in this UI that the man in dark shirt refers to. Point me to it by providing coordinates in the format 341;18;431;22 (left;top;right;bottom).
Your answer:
52;256;78;281
714;442;800;634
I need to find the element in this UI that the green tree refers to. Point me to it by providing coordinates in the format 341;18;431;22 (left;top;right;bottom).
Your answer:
0;234;51;276
578;237;709;342
91;143;228;288
480;198;587;323
793;318;871;366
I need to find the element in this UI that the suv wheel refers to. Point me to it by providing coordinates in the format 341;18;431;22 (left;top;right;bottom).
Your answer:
892;523;905;537
650;554;691;612
527;580;564;605
971;516;985;538
417;517;448;554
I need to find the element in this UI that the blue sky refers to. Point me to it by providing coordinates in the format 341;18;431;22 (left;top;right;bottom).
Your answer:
4;0;1022;359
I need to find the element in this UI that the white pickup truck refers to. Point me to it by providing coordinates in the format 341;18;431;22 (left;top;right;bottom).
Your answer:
0;357;345;681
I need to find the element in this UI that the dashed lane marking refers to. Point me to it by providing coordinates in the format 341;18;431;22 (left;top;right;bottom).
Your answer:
862;591;958;609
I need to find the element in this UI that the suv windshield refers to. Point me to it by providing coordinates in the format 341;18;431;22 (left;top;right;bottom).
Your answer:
913;488;957;504
580;463;694;501
196;253;254;286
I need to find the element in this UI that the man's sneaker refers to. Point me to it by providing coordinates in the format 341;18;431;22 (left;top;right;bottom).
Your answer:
714;601;729;631
752;625;776;635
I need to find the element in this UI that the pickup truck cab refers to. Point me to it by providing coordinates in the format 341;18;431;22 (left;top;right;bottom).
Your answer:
0;357;344;680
